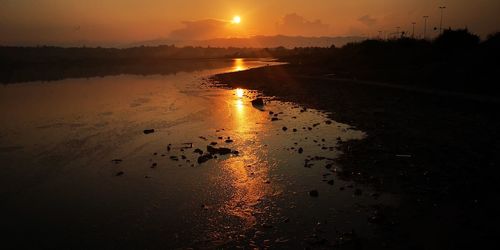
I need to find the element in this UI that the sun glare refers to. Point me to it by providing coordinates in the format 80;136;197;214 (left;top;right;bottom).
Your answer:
236;88;244;98
232;16;241;24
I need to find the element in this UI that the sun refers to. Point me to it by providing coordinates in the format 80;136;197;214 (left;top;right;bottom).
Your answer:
232;16;241;24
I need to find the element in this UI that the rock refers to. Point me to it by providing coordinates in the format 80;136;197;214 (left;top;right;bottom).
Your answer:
292;128;297;132
225;139;234;143
210;142;217;146
309;190;319;197
298;148;304;154
197;154;213;164
170;156;179;161
325;120;332;125
269;111;274;115
193;148;203;154
282;126;288;131
111;159;122;164
115;171;124;176
181;155;186;159
251;98;264;106
143;129;155;134
271;117;279;121
207;145;232;155
167;144;171;151
151;163;157;168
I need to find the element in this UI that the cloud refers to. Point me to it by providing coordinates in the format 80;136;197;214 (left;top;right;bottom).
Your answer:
169;19;231;40
358;15;377;27
276;13;330;36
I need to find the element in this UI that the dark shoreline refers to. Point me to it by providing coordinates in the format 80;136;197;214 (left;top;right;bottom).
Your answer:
212;64;500;248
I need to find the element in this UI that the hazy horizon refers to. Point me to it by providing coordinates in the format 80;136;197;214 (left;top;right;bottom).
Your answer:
1;0;499;47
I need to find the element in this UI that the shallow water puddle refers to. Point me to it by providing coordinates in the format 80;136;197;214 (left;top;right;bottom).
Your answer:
0;59;395;248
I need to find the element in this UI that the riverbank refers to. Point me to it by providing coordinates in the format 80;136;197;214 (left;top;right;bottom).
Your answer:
212;64;500;249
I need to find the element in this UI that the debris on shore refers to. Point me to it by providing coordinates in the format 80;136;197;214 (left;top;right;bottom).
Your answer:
143;129;155;134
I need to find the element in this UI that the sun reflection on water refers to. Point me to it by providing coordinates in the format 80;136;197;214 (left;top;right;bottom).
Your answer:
232;58;245;72
220;88;270;228
235;88;244;98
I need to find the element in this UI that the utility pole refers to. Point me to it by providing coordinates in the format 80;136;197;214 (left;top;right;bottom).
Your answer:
412;22;416;38
423;16;429;39
439;6;446;34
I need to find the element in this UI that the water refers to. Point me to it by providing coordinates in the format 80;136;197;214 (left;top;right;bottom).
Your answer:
0;59;394;248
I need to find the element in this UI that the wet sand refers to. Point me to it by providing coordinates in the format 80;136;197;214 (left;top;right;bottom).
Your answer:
212;64;500;249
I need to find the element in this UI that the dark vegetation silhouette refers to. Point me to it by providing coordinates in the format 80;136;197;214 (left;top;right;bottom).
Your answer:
281;29;500;95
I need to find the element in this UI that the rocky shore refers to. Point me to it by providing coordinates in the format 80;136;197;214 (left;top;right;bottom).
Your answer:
212;64;500;249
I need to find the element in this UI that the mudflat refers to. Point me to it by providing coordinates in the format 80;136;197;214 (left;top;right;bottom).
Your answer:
213;63;500;249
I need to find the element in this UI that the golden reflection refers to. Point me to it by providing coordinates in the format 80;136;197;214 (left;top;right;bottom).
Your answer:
235;88;244;98
235;99;244;113
220;89;271;228
232;58;245;72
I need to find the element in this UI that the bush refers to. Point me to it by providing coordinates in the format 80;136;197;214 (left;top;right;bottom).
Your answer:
434;29;480;50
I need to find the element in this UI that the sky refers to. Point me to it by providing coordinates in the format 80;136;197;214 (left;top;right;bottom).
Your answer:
0;0;499;46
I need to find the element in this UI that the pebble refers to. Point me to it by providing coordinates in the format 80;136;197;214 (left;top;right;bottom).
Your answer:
143;129;155;134
111;159;122;164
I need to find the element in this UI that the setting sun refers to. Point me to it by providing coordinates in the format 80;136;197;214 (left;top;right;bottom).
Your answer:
232;16;241;24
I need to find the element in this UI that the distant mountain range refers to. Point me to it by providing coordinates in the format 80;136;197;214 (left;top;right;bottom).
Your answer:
132;35;366;48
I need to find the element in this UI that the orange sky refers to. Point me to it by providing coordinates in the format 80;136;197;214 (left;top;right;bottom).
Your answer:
1;0;499;46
